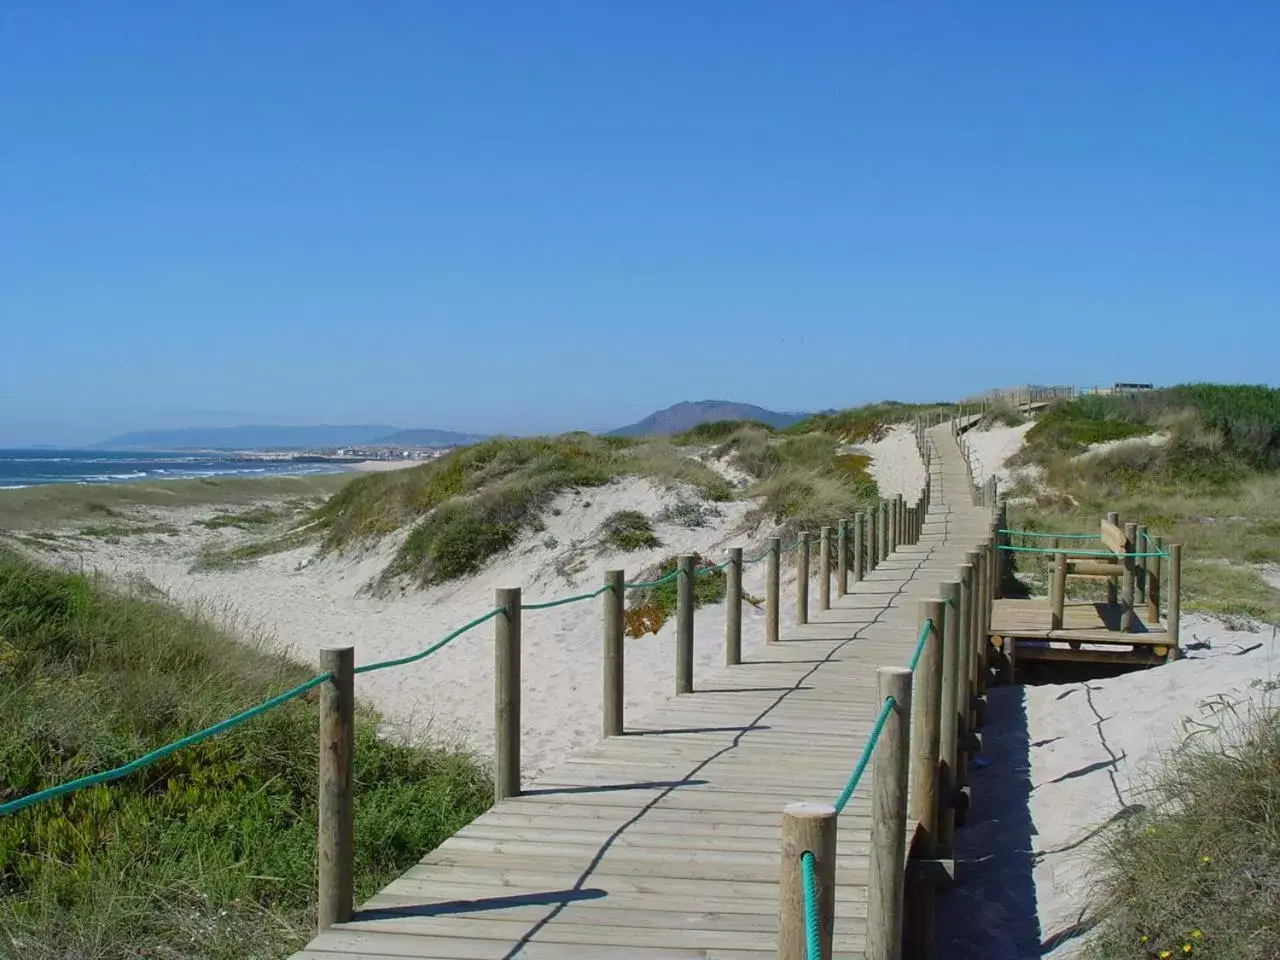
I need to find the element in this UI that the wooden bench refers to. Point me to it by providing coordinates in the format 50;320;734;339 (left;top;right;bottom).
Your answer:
1048;516;1140;631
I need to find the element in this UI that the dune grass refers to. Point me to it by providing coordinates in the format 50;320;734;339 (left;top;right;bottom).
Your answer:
0;475;351;534
1088;701;1280;960
624;553;726;638
788;401;956;442
0;548;490;960
316;435;732;589
602;510;661;551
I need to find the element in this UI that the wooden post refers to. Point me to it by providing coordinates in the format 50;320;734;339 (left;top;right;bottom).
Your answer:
964;551;981;706
1119;522;1137;632
796;534;810;625
1050;551;1066;630
495;587;522;801
778;803;837;960
1168;543;1182;654
978;545;992;695
603;570;624;737
1148;534;1163;621
677;555;694;694
318;645;354;930
726;547;743;666
937;582;961;858
766;538;781;644
956;563;973;793
854;512;866;582
819;526;832;612
1135;523;1148;606
1106;512;1120;607
868;506;878;571
867;667;913;960
907;601;944;960
881;502;891;562
837;519;849;598
888;497;899;554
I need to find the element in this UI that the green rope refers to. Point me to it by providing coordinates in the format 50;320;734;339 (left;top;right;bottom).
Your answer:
997;544;1169;559
0;673;331;817
522;586;609;610
625;569;680;589
908;618;935;671
354;607;504;674
833;695;896;814
800;851;822;960
999;529;1099;540
745;547;771;564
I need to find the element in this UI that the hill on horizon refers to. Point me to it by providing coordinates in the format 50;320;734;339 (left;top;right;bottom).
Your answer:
95;424;484;450
609;400;807;437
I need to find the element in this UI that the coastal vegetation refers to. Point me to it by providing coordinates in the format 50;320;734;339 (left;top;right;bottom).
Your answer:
0;548;491;960
1001;384;1280;622
1088;702;1280;960
624;552;727;638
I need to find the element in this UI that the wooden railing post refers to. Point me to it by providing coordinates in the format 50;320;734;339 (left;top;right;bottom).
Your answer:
978;544;992;696
796;533;810;625
867;667;913;960
1135;523;1148;606
964;551;981;708
880;502;891;562
318;645;354;931
1106;511;1121;607
868;506;879;571
837;519;849;598
603;570;624;737
1121;522;1138;632
1050;552;1066;630
1148;534;1163;621
906;601;945;960
726;547;743;666
676;555;694;693
1168;544;1182;656
766;538;781;643
937;581;961;858
956;563;974;804
778;803;837;960
888;497;899;554
495;587;522;801
819;526;832;612
854;512;866;582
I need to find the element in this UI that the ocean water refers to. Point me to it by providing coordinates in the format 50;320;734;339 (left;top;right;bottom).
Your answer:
0;450;349;489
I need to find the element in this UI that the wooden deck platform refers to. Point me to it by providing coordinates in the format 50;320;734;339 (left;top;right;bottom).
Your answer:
290;426;994;960
989;597;1174;669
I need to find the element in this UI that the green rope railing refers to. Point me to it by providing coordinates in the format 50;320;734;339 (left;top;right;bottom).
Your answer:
0;672;331;817
997;544;1169;559
833;695;896;814
354;607;503;674
999;528;1099;540
522;586;610;610
908;618;936;671
800;851;822;960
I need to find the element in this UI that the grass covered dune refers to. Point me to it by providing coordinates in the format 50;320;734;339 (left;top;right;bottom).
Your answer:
0;548;491;960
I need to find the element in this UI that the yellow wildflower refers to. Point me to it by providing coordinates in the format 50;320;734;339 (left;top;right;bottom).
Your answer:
1190;930;1203;940
1159;951;1172;959
1139;935;1150;943
1183;945;1193;955
1200;855;1212;864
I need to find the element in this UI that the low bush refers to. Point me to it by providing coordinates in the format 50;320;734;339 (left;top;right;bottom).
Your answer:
602;511;660;551
671;420;776;445
1088;703;1280;960
0;549;490;960
624;553;726;637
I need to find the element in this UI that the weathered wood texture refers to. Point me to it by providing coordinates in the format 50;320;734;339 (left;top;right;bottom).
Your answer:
291;426;993;960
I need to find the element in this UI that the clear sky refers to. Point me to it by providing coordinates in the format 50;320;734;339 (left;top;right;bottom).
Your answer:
2;1;1277;445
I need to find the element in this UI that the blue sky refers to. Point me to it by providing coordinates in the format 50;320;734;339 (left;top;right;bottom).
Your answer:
2;1;1277;445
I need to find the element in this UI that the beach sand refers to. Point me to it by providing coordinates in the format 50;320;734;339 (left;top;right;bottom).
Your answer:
15;433;928;778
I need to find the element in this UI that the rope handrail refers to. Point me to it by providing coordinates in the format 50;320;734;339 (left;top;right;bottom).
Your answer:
0;672;331;817
908;618;936;672
997;544;1170;559
800;851;822;960
999;528;1100;540
833;695;896;814
522;587;609;610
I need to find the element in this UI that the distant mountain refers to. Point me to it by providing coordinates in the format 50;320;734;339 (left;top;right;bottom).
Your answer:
95;424;473;451
609;401;807;437
376;428;487;447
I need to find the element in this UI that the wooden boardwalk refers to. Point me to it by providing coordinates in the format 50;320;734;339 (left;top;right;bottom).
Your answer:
292;427;993;960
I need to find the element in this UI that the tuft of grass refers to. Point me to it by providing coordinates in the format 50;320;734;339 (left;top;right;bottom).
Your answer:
624;553;726;638
602;511;660;551
0;548;490;960
78;522;181;541
194;506;286;530
671;420;777;446
976;399;1028;429
1088;701;1280;960
788;401;956;442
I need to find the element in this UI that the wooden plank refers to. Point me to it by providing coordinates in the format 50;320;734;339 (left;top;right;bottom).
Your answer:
1100;519;1127;556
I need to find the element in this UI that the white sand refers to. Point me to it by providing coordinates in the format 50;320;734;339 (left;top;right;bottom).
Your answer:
348;459;428;473
963;422;1036;488
861;424;929;499
938;615;1279;958
35;432;926;779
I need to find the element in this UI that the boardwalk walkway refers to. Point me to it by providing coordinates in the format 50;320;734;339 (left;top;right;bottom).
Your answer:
293;426;993;960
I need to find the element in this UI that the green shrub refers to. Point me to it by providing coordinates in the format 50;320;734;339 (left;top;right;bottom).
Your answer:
1088;705;1280;960
624;553;726;637
0;549;490;960
602;511;660;551
671;419;776;445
